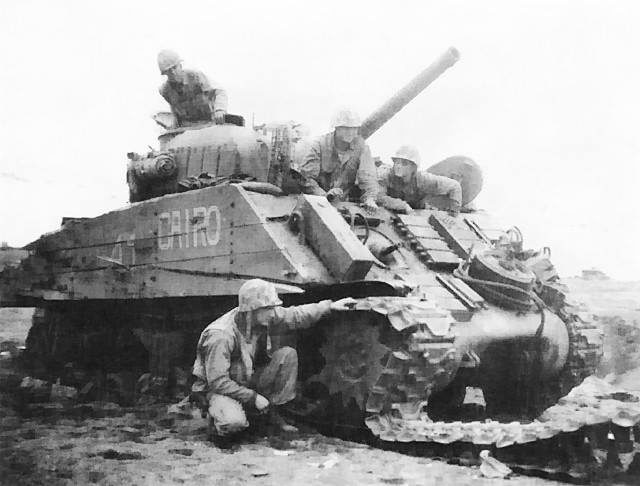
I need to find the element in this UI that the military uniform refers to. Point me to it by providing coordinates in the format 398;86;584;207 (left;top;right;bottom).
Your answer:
378;170;462;211
191;301;331;436
159;69;228;126
299;132;379;202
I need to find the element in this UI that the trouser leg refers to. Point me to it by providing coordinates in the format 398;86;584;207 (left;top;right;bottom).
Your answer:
207;393;249;437
255;346;298;406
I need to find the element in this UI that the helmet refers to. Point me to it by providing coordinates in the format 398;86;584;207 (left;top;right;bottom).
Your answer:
392;145;421;167
331;108;361;129
157;49;182;74
237;279;282;312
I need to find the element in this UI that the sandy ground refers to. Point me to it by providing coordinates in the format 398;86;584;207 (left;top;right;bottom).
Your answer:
564;278;640;325
1;278;639;486
0;412;563;486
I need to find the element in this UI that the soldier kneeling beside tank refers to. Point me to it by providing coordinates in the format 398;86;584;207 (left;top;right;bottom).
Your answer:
189;279;354;445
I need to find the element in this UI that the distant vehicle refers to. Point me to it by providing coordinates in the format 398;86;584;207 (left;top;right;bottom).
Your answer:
580;267;610;280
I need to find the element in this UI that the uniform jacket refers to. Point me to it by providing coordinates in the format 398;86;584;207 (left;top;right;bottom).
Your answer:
299;132;379;201
159;69;228;125
378;169;462;210
191;301;331;404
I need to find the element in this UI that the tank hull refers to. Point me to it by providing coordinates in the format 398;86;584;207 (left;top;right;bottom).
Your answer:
4;184;619;480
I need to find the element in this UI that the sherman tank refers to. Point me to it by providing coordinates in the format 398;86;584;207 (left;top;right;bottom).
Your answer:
2;47;637;480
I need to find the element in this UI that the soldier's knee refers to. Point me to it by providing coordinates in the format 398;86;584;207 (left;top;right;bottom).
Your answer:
274;346;298;365
208;394;249;436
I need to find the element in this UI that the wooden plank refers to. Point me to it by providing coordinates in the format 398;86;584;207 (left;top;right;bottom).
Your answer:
435;275;479;310
403;225;441;239
397;214;432;227
416;238;451;252
424;249;460;266
200;145;215;175
298;195;373;281
447;228;482;241
429;214;478;259
447;276;485;307
175;146;189;181
420;285;455;299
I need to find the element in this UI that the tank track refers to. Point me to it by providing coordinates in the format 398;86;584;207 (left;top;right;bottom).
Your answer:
551;290;604;395
311;296;460;425
313;294;605;447
24;294;638;480
311;295;640;481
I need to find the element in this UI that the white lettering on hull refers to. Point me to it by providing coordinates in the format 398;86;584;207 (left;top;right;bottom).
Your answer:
158;205;221;250
101;232;135;266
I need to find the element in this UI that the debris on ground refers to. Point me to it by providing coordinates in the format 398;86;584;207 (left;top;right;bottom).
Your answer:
169;448;194;456
19;376;50;402
479;450;512;478
50;380;78;402
309;452;340;469
97;449;145;460
273;449;295;456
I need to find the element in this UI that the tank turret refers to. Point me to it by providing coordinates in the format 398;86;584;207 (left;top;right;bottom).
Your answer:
128;48;461;202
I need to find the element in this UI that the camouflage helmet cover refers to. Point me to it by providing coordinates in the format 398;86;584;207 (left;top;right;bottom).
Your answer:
331;108;362;129
392;145;421;167
157;49;182;74
237;279;283;312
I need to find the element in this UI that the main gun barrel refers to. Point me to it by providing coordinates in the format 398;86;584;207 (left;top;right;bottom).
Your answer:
360;47;460;140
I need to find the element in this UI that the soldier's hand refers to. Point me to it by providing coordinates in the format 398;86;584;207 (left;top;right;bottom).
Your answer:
397;201;412;214
214;110;226;124
330;297;357;311
255;394;270;412
189;391;209;417
326;188;344;201
362;198;378;213
447;203;461;217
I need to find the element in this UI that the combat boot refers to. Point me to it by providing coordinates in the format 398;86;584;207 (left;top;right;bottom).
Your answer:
207;417;238;451
267;407;298;434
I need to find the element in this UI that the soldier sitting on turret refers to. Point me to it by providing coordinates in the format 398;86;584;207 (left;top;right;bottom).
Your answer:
157;49;228;127
377;145;462;215
298;108;379;212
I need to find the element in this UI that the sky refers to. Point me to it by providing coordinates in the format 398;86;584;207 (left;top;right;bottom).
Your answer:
0;0;639;280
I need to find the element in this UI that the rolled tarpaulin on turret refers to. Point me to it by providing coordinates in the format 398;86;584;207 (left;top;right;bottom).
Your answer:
132;152;177;181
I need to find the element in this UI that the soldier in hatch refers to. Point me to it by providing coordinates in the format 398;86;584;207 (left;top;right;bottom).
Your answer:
298;108;379;212
377;145;462;215
157;49;228;127
190;279;354;445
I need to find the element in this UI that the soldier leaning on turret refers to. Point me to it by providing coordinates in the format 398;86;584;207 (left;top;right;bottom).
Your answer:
298;108;379;212
157;49;228;127
377;145;462;215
